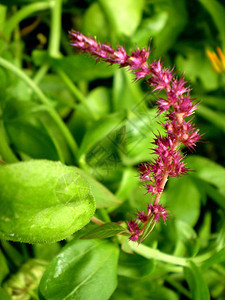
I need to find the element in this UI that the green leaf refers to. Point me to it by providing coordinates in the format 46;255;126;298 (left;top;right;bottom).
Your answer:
187;155;225;196
175;220;199;257
113;69;144;111
51;55;117;82
176;49;219;91
86;87;110;119
82;2;110;41
153;0;188;57
166;176;201;226
78;111;126;163
0;287;10;300
39;239;119;300
73;167;121;208
184;261;210;300
99;0;145;37
0;160;95;243
81;222;128;239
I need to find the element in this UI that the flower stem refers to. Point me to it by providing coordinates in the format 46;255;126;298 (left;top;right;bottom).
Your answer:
48;0;62;58
129;242;187;266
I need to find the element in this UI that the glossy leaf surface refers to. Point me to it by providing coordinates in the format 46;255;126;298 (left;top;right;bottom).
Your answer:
0;160;95;243
39;239;119;300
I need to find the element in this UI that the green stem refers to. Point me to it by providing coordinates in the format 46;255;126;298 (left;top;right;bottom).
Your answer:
129;242;187;266
33;64;50;84
129;242;216;268
0;57;78;159
48;0;62;58
0;57;51;105
56;68;97;120
3;1;52;39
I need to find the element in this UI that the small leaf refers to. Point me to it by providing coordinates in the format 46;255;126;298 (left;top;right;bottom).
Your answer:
81;222;128;239
0;160;95;243
39;239;119;300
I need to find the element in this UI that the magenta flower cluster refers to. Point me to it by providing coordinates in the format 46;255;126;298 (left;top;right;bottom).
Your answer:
70;31;200;242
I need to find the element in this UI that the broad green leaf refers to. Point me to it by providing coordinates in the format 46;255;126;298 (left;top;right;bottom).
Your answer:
118;251;155;279
184;261;210;300
73;167;122;208
131;13;168;48
0;160;95;243
86;87;110;119
198;0;225;50
187;155;225;196
166;176;201;226
116;168;139;201
51;55;117;82
99;0;144;37
6;121;59;160
119;109;165;165
153;0;188;57
0;287;10;300
39;239;119;300
176;49;219;91
82;2;110;41
113;69;144;111
81;222;128;239
175;220;199;257
78;111;126;163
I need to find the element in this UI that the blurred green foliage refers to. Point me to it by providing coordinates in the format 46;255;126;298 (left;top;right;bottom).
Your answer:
0;0;225;299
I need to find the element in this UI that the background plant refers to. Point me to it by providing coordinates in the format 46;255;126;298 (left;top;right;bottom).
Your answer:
0;0;225;299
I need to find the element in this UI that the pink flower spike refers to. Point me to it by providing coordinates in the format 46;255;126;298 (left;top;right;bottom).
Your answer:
127;220;141;241
70;31;201;243
137;211;148;223
148;204;168;223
